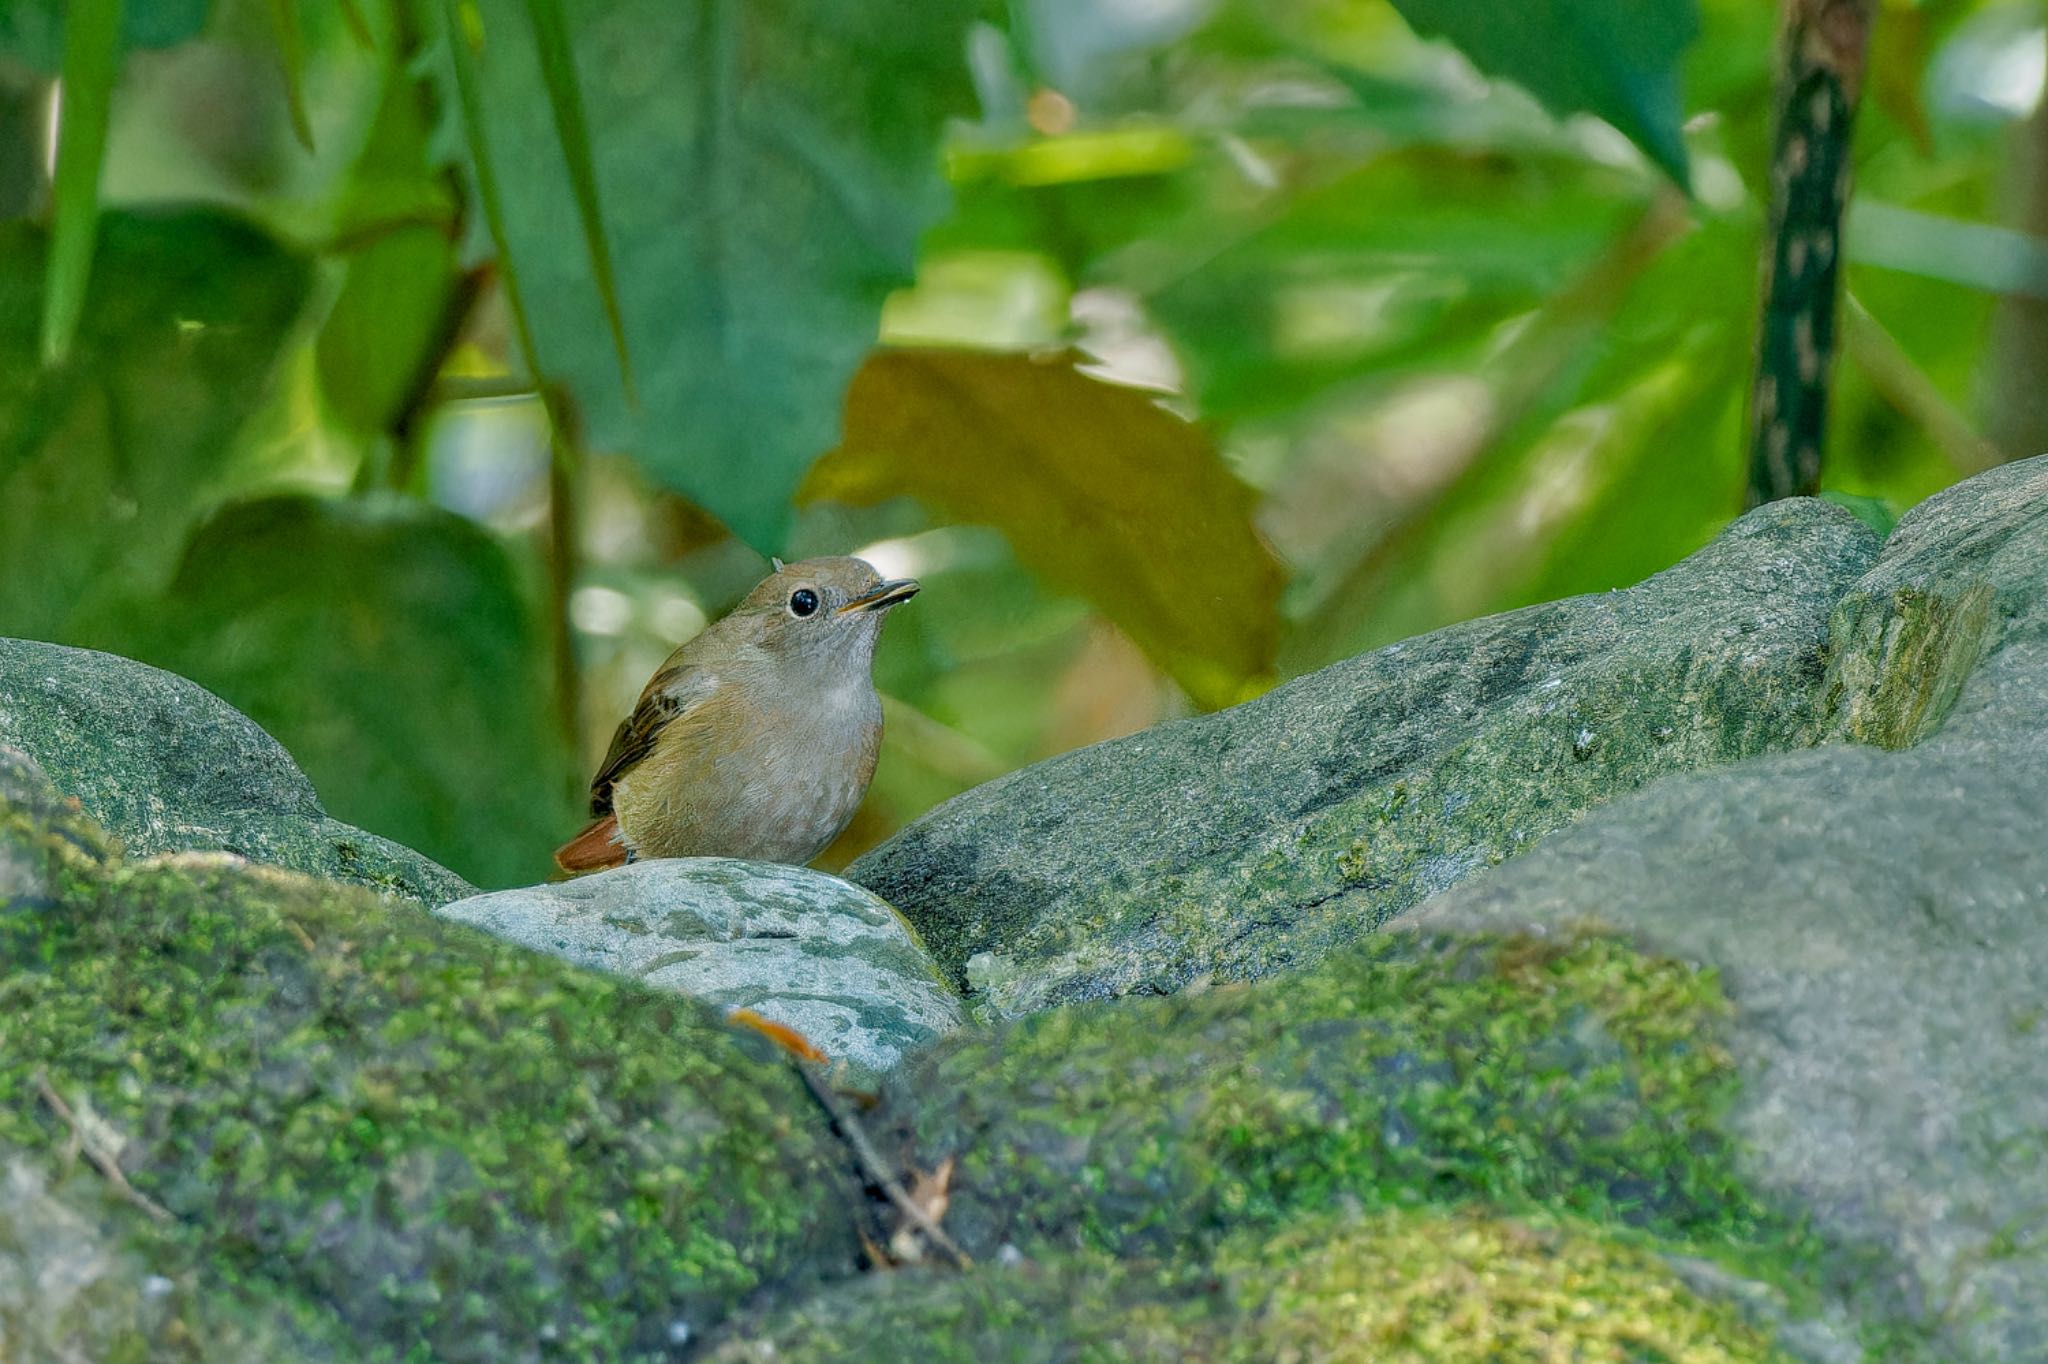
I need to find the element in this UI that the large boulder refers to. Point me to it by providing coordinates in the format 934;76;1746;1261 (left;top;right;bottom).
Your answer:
0;638;471;907
439;858;963;1082
0;754;865;1362
852;498;1881;1017
1405;454;2048;1361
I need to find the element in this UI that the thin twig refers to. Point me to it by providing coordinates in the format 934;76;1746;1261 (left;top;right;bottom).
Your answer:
33;1070;172;1223
795;1061;972;1269
1841;293;2005;475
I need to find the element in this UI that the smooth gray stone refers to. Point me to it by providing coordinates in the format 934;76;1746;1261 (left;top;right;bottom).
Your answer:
853;498;1881;1018
439;857;963;1080
0;638;472;906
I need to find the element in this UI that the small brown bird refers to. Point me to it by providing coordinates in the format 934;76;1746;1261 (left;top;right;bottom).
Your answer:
554;556;918;872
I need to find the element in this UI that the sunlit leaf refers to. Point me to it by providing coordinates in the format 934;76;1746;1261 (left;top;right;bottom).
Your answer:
431;0;978;549
1385;0;1698;185
1285;197;1714;666
1147;149;1640;423
128;494;578;889
40;0;122;365
806;349;1284;707
338;0;374;48
0;211;311;641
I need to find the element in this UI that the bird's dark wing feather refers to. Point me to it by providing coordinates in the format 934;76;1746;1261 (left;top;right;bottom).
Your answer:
587;663;717;815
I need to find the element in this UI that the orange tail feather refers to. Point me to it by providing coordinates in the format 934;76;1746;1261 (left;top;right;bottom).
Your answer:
554;814;629;873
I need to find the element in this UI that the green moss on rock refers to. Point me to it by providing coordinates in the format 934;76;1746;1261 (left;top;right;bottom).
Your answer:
0;1158;354;1362
883;930;1792;1271
1236;1209;1783;1362
706;1208;1786;1361
0;745;117;912
1824;580;1995;748
0;788;864;1361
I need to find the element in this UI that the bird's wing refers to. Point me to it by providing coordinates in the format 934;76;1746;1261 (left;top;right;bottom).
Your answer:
587;662;720;815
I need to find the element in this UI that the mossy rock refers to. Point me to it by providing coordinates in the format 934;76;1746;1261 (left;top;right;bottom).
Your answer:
0;762;864;1362
0;638;472;907
739;927;1886;1357
0;1158;350;1362
1822;454;2048;747
1411;456;2048;1360
851;499;1880;1017
707;1208;1788;1362
875;931;1809;1270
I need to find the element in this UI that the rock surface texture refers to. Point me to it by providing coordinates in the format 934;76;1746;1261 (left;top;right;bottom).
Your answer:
0;749;864;1361
9;461;2048;1361
852;498;1882;1017
0;638;471;906
440;858;962;1080
1410;455;2048;1362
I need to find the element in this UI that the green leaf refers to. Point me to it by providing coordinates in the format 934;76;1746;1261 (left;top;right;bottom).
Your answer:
805;349;1285;707
265;0;316;151
0;210;311;641
433;0;978;549
437;0;544;380
316;50;466;435
40;0;122;365
0;0;209;72
316;224;462;434
1284;196;1719;667
518;0;634;401
1384;0;1698;186
129;493;578;889
1818;490;1900;539
1147;149;1640;424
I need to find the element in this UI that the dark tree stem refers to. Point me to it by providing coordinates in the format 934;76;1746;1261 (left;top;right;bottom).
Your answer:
1746;0;1876;506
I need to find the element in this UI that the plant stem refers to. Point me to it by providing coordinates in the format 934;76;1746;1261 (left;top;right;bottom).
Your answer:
1982;49;2048;462
1841;294;2003;476
1745;0;1876;505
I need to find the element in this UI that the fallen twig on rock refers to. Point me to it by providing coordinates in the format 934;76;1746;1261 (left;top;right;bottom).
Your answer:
795;1060;971;1270
33;1069;172;1223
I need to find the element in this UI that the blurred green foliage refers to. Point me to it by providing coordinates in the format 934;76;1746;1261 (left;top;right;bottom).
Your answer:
0;0;2040;886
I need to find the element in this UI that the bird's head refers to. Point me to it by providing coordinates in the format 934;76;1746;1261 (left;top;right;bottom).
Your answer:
736;555;919;672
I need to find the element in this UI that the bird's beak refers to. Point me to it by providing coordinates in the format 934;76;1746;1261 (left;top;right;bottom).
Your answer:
838;578;920;614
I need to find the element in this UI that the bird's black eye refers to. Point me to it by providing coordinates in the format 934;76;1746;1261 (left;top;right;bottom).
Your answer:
788;588;820;618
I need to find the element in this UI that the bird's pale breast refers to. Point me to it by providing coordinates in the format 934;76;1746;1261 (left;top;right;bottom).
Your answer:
610;675;881;864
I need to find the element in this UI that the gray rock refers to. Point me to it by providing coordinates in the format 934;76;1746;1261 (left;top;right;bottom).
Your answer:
438;858;962;1080
1822;455;2048;747
0;638;472;907
1410;454;2048;1361
852;498;1881;1017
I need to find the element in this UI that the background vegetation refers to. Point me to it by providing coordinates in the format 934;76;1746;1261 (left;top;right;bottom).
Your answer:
1;0;2041;888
